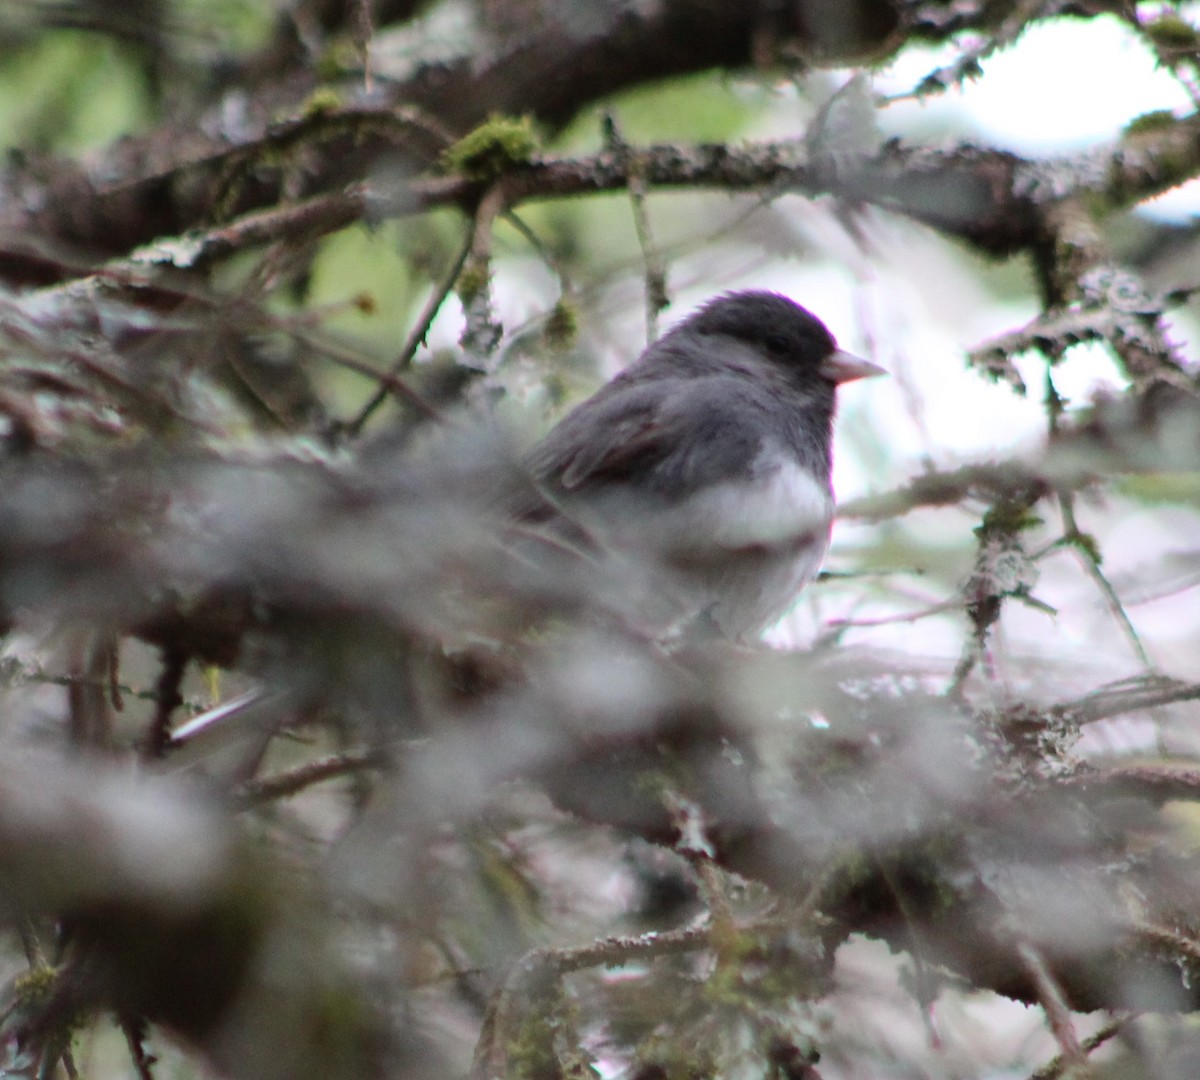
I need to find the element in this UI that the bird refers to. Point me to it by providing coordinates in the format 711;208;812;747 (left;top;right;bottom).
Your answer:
165;292;879;763
517;290;885;643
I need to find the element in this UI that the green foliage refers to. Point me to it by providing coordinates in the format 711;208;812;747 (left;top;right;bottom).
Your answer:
303;218;456;350
557;73;756;149
316;36;367;80
174;0;275;53
0;3;277;155
1115;473;1200;505
0;34;151;153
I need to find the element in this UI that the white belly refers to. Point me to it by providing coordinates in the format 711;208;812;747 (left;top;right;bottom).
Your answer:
588;455;834;640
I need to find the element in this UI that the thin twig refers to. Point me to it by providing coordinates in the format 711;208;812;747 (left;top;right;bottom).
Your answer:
1027;1012;1136;1080
534;923;712;978
66;632;112;747
470;920;711;1080
792;858;842;925
106;641;123;712
7;665;205;711
236;748;387;806
1057;491;1153;670
344;223;475;435
821;598;959;634
839;463;1056;522
1013;937;1085;1067
354;0;375;92
458;184;507;368
120;1014;156;1080
128;185;371;272
877;859;941;1049
293;326;446;424
18;918;47;967
1060;675;1200;724
502;210;569;294
1130;918;1200;966
145;647;188;759
885;0;1055;102
603;112;668;343
945;631;981;702
1057;763;1200;804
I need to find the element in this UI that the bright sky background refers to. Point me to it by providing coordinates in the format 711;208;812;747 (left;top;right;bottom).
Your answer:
876;13;1200;218
851;12;1200;470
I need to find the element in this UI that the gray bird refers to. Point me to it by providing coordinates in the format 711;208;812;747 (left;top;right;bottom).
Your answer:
519;291;884;641
166;292;880;764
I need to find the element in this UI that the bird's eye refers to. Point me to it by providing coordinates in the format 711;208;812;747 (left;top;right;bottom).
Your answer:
764;332;790;354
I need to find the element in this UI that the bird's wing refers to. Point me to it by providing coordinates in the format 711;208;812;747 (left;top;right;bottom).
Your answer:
524;375;762;500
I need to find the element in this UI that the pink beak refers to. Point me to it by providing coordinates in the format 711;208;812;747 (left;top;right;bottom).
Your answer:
820;349;887;385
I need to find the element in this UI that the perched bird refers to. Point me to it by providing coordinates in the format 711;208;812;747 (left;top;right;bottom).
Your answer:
520;291;884;641
165;292;878;763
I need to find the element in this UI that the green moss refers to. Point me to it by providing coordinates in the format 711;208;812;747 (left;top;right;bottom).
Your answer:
1123;109;1178;137
1062;530;1102;565
1154;144;1195;186
542;299;579;350
300;87;345;118
504;999;561;1078
701;954;749;1007
1119;120;1200;195
14;965;86;1033
975;500;1043;538
14;965;56;1005
443;115;538;179
456;261;491;305
1145;15;1200;49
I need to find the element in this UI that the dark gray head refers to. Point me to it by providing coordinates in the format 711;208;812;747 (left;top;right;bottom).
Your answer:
667;291;882;387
